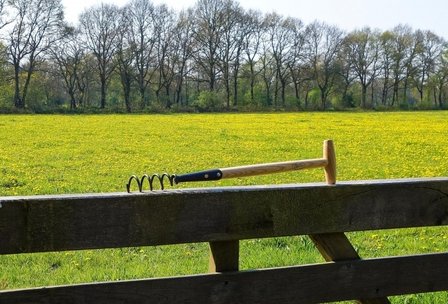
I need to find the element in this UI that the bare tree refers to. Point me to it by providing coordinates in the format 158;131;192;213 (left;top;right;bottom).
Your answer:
0;0;11;30
336;40;357;108
388;25;414;106
7;0;65;108
305;21;344;109
432;49;448;108
378;30;395;106
116;7;134;112
344;27;380;108
75;54;96;107
191;0;225;92
50;27;84;109
172;9;195;106
402;29;420;105
153;4;176;107
260;31;276;107
285;17;306;108
215;0;245;108
125;0;158;108
413;30;444;103
242;10;263;104
264;13;295;107
79;3;121;109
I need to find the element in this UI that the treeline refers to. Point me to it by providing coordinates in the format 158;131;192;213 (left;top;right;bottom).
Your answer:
0;0;447;112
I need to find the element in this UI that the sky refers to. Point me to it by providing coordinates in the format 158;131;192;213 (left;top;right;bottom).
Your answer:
62;0;448;40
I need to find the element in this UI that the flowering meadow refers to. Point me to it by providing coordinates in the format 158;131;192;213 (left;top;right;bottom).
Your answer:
1;112;447;302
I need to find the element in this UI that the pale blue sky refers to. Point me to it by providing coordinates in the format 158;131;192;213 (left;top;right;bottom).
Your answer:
62;0;448;39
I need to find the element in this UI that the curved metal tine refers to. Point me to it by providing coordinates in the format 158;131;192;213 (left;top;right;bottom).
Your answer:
127;173;176;193
168;174;176;187
126;175;143;193
160;173;175;190
149;174;160;191
140;174;151;192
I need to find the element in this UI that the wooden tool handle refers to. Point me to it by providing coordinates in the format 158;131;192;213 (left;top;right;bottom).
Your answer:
174;140;335;184
323;139;336;184
220;158;328;179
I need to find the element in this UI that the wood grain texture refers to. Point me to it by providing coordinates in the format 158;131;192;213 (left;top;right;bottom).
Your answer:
323;139;336;184
312;141;390;303
1;178;448;254
2;253;448;304
220;158;328;179
310;233;359;262
309;233;391;304
208;240;239;273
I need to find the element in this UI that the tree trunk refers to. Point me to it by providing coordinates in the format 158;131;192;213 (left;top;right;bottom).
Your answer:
176;78;183;106
264;80;271;107
139;87;146;109
438;80;445;108
392;77;399;107
13;63;22;108
280;79;286;107
361;84;367;109
225;80;231;109
305;89;310;109
22;68;34;108
233;69;239;107
209;65;215;91
320;85;328;110
321;90;326;110
165;84;171;109
124;82;131;113
249;62;255;103
381;79;389;106
273;78;279;109
100;76;106;109
293;81;301;108
403;79;409;104
69;88;77;110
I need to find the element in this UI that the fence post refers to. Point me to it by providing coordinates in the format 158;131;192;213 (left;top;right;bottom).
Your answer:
208;240;239;272
309;140;391;304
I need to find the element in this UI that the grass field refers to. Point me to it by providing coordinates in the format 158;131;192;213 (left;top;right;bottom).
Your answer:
1;112;448;303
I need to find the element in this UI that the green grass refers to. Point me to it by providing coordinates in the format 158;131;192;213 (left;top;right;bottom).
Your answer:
1;112;448;303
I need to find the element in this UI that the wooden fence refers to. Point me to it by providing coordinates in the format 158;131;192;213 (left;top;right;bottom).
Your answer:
1;177;448;303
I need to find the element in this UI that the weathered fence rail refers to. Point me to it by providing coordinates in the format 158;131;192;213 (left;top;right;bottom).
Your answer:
1;177;448;303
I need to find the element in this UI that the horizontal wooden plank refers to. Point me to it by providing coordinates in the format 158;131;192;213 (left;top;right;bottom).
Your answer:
1;178;448;254
309;232;391;303
2;253;448;304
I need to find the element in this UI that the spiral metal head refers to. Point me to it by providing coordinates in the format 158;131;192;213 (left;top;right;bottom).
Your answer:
126;173;177;193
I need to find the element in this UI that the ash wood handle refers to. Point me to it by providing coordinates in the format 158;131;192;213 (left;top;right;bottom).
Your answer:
220;158;328;179
175;140;334;184
220;139;334;179
323;139;336;184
